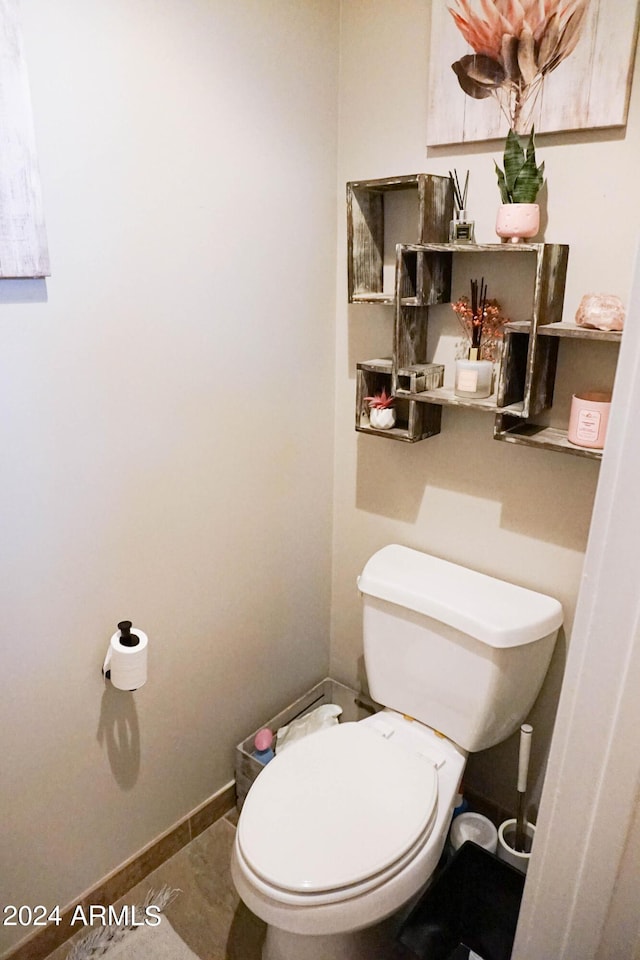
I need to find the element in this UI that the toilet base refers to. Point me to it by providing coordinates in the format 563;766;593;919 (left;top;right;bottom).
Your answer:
263;915;399;960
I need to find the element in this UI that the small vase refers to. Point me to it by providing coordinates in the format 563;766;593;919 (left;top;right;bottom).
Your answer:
369;407;396;430
496;203;540;244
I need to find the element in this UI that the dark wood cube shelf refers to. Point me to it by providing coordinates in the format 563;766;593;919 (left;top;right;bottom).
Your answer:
494;320;622;460
347;174;452;304
356;358;443;443
393;242;567;419
349;173;621;458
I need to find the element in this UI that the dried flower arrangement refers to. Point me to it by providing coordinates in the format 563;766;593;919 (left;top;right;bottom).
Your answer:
452;278;508;363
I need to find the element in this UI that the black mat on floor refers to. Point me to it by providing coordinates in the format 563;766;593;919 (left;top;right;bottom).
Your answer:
397;842;525;960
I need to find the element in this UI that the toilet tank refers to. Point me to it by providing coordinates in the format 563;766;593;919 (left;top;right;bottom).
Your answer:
358;545;563;752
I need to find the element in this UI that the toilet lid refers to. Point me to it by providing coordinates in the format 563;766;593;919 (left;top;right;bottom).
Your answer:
238;722;438;894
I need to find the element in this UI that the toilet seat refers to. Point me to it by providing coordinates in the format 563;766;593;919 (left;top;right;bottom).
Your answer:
237;722;439;902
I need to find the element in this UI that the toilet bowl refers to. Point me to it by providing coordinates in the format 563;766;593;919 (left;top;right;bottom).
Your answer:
232;545;563;960
231;711;466;960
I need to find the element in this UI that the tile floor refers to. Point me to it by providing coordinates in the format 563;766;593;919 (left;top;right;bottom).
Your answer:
44;807;416;960
45;809;265;960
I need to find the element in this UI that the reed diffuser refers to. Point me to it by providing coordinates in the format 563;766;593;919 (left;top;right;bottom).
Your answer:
449;169;475;243
454;276;494;399
469;277;486;361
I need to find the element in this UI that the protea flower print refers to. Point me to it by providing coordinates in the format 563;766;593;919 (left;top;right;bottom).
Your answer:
449;0;589;132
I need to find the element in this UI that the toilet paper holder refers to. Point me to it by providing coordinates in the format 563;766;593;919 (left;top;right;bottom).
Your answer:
102;620;148;690
102;621;140;679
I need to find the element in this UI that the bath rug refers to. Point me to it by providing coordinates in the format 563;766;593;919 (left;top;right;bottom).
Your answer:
66;886;197;960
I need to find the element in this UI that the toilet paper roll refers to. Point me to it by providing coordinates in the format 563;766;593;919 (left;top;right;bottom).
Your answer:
103;627;148;691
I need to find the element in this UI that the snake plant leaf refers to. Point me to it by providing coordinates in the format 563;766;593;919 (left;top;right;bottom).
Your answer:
519;129;544;202
495;127;544;203
503;129;525;196
494;162;511;204
513;157;545;203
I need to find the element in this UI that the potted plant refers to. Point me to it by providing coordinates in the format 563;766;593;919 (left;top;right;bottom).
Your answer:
364;387;396;430
494;128;545;243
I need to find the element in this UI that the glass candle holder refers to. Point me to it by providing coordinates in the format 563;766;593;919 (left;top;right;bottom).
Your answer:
454;357;493;399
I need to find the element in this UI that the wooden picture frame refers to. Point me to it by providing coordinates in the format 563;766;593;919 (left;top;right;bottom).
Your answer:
0;0;49;278
427;0;640;146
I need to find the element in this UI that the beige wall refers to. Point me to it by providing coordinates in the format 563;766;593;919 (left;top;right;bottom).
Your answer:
331;0;640;812
0;1;338;953
3;1;639;952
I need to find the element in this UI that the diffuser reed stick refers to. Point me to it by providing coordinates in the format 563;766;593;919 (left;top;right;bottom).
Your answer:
449;169;469;213
469;277;487;356
448;169;475;242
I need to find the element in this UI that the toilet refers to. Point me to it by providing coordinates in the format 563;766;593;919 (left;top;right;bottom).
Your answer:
231;545;563;960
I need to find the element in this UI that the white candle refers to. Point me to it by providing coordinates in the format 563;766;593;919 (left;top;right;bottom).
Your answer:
454;359;493;399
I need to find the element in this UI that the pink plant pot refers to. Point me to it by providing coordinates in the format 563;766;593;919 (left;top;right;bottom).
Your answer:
496;203;540;243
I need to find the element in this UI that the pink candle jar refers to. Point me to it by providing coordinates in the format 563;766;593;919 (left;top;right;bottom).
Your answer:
567;392;612;449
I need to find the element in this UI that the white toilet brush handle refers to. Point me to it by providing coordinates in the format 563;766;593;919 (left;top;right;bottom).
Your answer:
517;723;533;793
515;723;533;852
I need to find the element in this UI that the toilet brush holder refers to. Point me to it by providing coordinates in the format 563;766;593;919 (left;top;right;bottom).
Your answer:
497;819;536;874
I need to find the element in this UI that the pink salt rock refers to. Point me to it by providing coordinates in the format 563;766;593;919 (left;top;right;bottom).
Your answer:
575;294;625;332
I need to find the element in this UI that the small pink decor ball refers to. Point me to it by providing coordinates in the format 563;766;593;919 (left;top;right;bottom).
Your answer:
254;728;274;751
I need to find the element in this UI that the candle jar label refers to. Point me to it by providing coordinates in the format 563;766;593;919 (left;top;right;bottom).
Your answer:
457;368;479;392
568;392;611;449
454;358;493;399
576;409;601;443
449;218;476;243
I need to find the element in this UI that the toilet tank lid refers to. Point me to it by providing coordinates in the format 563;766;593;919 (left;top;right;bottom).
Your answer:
358;545;563;648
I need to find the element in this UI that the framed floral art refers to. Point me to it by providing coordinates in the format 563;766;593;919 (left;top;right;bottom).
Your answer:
0;0;49;277
427;0;640;145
